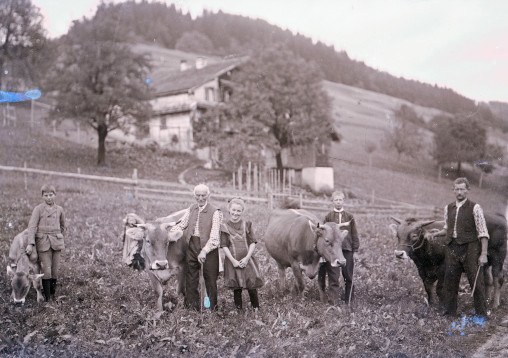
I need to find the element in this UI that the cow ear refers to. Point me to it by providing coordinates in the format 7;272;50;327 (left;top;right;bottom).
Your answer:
6;265;15;278
160;222;176;231
168;228;183;242
29;273;44;282
388;223;398;237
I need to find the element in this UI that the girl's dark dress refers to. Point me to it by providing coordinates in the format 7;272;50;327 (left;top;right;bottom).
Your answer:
221;220;263;290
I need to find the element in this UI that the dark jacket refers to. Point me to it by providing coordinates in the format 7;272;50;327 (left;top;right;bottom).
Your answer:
324;210;359;252
27;203;65;252
445;199;478;245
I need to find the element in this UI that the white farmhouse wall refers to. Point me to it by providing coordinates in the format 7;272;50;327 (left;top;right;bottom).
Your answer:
151;93;190;111
301;167;334;193
149;113;194;151
194;79;219;102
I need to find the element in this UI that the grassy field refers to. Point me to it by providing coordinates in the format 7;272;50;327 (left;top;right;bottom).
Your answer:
1;173;508;357
1;86;508;356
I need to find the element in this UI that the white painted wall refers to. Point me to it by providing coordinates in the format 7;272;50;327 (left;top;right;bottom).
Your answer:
301;167;334;193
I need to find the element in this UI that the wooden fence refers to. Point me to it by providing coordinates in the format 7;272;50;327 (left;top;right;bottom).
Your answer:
0;164;439;217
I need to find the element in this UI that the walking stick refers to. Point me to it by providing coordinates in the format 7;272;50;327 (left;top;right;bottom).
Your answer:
348;256;355;306
200;264;210;312
471;264;482;298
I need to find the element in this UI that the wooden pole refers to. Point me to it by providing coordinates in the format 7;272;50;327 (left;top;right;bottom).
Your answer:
232;172;236;191
24;161;27;191
479;170;484;188
282;169;286;193
238;164;243;191
132;168;138;198
30;100;34;129
78;168;81;193
247;161;251;192
253;164;258;195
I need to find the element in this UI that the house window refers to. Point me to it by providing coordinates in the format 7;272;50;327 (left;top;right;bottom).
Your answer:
160;117;167;130
205;87;215;101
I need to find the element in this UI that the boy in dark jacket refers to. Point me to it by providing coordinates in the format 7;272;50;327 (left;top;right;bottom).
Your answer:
319;190;359;304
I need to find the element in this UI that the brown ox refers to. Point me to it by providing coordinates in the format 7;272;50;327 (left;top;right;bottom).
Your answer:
6;230;44;304
124;210;186;312
390;213;507;308
264;209;350;299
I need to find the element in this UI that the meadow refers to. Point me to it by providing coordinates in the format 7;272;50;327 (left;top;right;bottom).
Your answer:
1;102;508;357
1;170;508;357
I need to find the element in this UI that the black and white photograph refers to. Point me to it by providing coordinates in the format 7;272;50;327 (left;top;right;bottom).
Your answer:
1;0;508;356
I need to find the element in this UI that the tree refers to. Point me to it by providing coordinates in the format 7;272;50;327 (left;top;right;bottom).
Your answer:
194;46;336;174
384;109;423;160
47;11;152;166
175;31;215;55
431;115;486;174
0;0;45;89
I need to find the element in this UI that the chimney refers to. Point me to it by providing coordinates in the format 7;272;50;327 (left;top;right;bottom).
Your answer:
180;60;188;71
195;57;208;70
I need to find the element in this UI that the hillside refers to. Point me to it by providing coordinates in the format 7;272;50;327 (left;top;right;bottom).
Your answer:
72;1;501;119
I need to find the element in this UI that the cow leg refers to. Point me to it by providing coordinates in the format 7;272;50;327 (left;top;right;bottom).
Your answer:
317;263;327;303
33;277;44;303
290;261;305;295
149;273;164;312
277;263;287;293
491;259;505;309
423;278;438;306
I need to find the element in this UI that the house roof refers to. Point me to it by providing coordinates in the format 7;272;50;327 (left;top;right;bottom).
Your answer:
152;57;245;97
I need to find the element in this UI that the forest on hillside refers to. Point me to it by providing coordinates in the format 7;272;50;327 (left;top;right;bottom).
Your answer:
86;1;494;119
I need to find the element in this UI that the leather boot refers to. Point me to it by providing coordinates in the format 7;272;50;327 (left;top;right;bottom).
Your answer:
233;289;243;310
42;279;51;302
50;278;57;299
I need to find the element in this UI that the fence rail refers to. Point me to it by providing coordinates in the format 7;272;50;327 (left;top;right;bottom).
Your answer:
0;163;439;217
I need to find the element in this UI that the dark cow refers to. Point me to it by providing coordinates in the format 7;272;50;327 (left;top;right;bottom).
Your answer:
390;213;507;308
6;230;44;304
124;210;186;312
264;209;350;300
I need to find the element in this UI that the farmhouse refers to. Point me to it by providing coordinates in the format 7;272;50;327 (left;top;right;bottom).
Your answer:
148;56;245;161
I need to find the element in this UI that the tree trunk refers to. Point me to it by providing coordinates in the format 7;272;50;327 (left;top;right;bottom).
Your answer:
97;123;108;166
275;150;284;184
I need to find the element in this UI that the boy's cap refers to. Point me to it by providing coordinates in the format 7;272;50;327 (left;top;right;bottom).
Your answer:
41;184;56;195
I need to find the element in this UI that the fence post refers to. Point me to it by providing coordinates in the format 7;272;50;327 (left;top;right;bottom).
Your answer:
253;164;258;195
24;161;28;190
78;168;81;193
30;99;34;128
132;168;138;198
247;161;251;192
238;164;243;191
232;172;236;191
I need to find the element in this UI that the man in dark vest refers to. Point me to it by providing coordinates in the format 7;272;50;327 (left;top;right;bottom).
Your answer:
173;184;223;311
435;177;489;316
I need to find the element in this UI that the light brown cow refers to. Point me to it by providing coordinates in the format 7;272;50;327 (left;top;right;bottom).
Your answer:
6;230;44;304
264;209;350;299
124;210;186;312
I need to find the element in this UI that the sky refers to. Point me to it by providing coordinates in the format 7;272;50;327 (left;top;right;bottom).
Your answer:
32;0;508;103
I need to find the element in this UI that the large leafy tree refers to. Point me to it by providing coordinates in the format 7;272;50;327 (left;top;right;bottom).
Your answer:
431;115;487;174
0;0;45;89
384;105;424;160
48;8;152;165
195;46;336;173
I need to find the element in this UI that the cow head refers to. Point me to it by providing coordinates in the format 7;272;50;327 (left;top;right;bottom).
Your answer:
6;265;43;304
389;217;435;260
309;221;348;269
127;222;183;271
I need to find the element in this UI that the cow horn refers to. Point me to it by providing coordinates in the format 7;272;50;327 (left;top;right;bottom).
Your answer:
420;220;436;228
390;216;402;224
